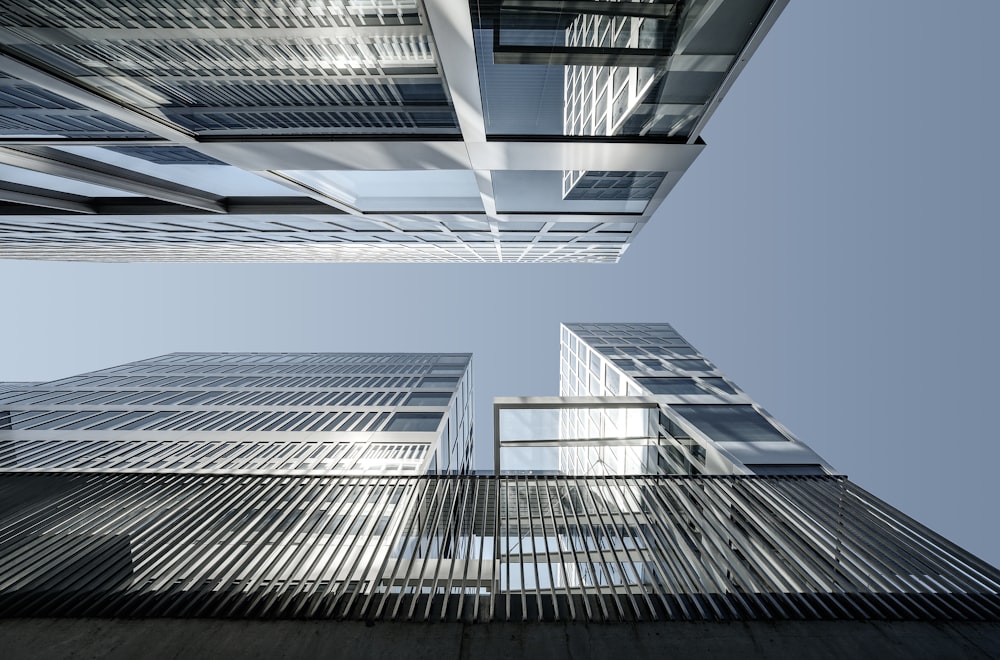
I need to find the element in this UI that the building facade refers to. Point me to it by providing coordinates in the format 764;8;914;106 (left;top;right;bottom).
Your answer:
555;322;830;475
0;351;474;474
0;0;786;262
0;330;998;626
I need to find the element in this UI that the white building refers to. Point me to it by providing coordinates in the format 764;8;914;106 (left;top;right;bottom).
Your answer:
0;351;474;474
0;0;786;262
554;322;831;475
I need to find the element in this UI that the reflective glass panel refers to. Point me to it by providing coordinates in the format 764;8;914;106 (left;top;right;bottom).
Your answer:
470;0;771;137
671;405;789;443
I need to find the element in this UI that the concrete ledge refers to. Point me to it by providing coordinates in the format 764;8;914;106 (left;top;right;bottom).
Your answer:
1;619;999;659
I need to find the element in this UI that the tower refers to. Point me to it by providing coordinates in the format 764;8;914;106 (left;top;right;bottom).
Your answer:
0;0;787;262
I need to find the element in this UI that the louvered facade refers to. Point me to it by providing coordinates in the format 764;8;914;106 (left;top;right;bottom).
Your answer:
1;327;998;627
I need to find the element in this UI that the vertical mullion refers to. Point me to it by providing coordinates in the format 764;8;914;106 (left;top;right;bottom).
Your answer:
218;476;336;617
578;478;629;621
564;478;608;621
453;477;480;621
408;477;455;621
536;476;564;621
440;476;475;621
339;477;410;619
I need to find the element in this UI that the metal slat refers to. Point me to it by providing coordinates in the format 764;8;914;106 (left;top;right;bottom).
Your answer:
0;474;997;621
783;478;987;620
756;477;942;619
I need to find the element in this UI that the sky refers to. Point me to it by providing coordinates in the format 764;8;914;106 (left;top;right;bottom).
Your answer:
1;0;998;566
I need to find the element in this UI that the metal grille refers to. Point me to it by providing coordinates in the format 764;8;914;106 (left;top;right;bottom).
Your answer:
39;38;436;79
562;171;665;201
0;474;996;622
0;0;423;30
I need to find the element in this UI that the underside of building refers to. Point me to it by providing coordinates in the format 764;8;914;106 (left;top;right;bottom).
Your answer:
0;0;784;262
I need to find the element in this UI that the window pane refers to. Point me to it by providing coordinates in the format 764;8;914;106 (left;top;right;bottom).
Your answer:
636;378;706;395
385;412;442;432
671;405;788;443
404;392;452;406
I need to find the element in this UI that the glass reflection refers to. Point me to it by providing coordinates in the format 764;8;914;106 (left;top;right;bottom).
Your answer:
471;0;772;138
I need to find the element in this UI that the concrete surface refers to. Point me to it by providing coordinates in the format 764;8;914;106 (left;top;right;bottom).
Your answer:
1;619;999;659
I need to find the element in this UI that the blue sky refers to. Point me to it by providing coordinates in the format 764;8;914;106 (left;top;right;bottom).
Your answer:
1;0;998;565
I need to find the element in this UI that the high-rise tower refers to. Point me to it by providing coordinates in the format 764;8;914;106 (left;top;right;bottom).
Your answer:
0;0;786;262
0;351;474;474
555;322;830;475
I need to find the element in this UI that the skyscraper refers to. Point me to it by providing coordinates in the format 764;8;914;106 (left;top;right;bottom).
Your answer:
1;325;997;656
555;322;831;475
0;351;474;474
0;0;786;262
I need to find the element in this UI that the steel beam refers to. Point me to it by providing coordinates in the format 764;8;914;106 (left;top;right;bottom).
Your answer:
0;146;226;213
0;181;95;214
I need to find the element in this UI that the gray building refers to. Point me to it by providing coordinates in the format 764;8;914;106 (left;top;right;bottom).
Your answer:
0;351;474;474
0;0;785;262
0;329;997;658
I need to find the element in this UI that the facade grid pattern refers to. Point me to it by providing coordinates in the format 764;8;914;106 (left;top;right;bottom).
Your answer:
0;0;786;262
0;352;474;475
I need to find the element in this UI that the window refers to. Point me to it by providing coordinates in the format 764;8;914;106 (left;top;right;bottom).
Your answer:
669;359;713;372
671;405;788;443
700;378;738;394
747;464;827;476
385;412;442;432
404;392;452;406
636;378;706;395
418;377;459;389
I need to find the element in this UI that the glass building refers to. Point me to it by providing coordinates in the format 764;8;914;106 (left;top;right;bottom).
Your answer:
554;322;831;475
0;326;998;628
0;0;786;262
0;351;475;474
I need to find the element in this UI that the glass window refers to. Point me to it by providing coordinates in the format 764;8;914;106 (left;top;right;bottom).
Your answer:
470;0;770;137
493;170;658;213
669;359;713;372
418;377;459;389
605;368;621;395
747;464;827;476
636;378;706;395
276;170;483;213
671;405;788;443
430;366;464;375
700;378;738;395
404;392;453;407
385;412;442;432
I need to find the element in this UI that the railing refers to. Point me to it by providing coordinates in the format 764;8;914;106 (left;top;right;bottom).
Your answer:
0;474;997;622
